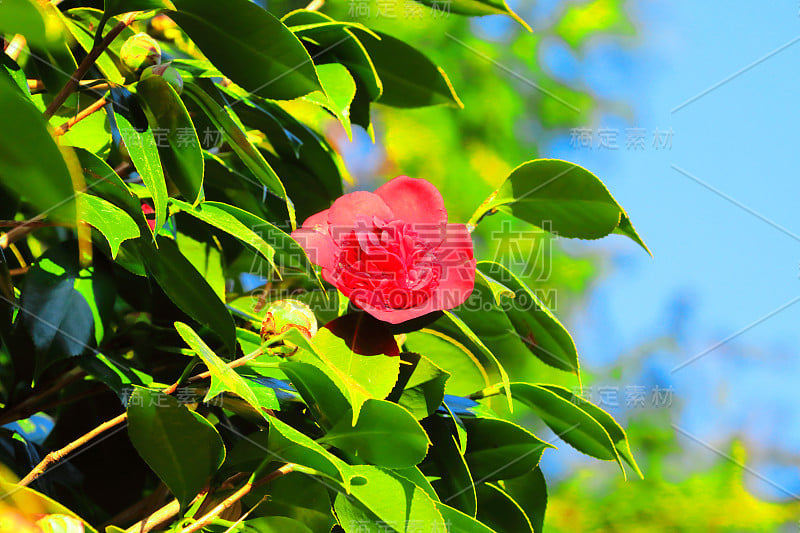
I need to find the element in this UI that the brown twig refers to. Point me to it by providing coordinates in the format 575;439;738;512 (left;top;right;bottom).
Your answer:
28;79;113;94
18;411;128;487
44;12;137;119
0;220;62;228
176;464;295;533
53;96;108;136
0;216;44;250
187;348;262;383
124;496;182;533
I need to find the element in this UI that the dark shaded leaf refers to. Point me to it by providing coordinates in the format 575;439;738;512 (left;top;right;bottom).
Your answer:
127;387;224;507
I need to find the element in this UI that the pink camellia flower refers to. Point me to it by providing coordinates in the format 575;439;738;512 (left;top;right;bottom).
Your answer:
292;176;476;324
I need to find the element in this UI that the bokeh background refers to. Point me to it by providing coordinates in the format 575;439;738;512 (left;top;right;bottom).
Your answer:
313;0;800;529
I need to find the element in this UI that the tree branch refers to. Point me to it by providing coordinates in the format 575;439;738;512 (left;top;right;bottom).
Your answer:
43;12;137;119
53;96;108;136
177;464;295;533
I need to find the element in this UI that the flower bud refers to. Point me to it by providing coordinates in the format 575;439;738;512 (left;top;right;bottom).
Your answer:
141;63;183;94
120;32;161;73
260;299;318;351
149;14;177;35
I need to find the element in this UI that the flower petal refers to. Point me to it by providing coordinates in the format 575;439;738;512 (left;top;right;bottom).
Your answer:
291;226;338;272
375;176;447;225
327;191;394;232
432;223;477;308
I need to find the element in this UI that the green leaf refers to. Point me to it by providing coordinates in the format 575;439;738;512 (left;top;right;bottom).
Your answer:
78;352;153;400
462;417;552;483
168;0;321;100
405;331;491;396
56;104;112;157
229;92;344;221
507;382;629;476
175;230;225;301
243;474;335;532
74;148;149;232
501;467;547;533
211;201;317;278
0;0;67;49
282;9;382;100
18;246;98;378
541;384;642;478
615;211;651;254
170;199;277;273
334;465;446;533
171;199;315;279
283;327;400;424
137;75;204;205
436;311;513;410
354;30;462;108
80;195;140;258
477;262;579;375
1;54;34;101
475;483;533;533
182;81;294;227
320;399;429;469
303;63;357;138
421;415;477;517
116;113;167;234
127;386;224;507
267;416;352;487
391;466;439;502
174;321;263;414
412;0;531;31
138;236;235;350
393;352;449;419
0;74;80;224
434;502;497;533
279;360;351;429
470;159;649;253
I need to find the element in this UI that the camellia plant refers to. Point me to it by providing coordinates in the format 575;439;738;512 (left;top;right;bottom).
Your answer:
0;1;650;532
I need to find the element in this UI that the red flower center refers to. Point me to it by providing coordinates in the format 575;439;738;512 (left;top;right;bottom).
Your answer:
333;218;442;311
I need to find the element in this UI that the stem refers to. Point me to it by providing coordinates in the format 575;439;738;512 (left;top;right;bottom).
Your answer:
177;465;294;533
0;220;62;228
53;96;108;136
18;412;128;487
124;497;181;533
43;12;137;119
187;348;262;383
0;215;43;250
